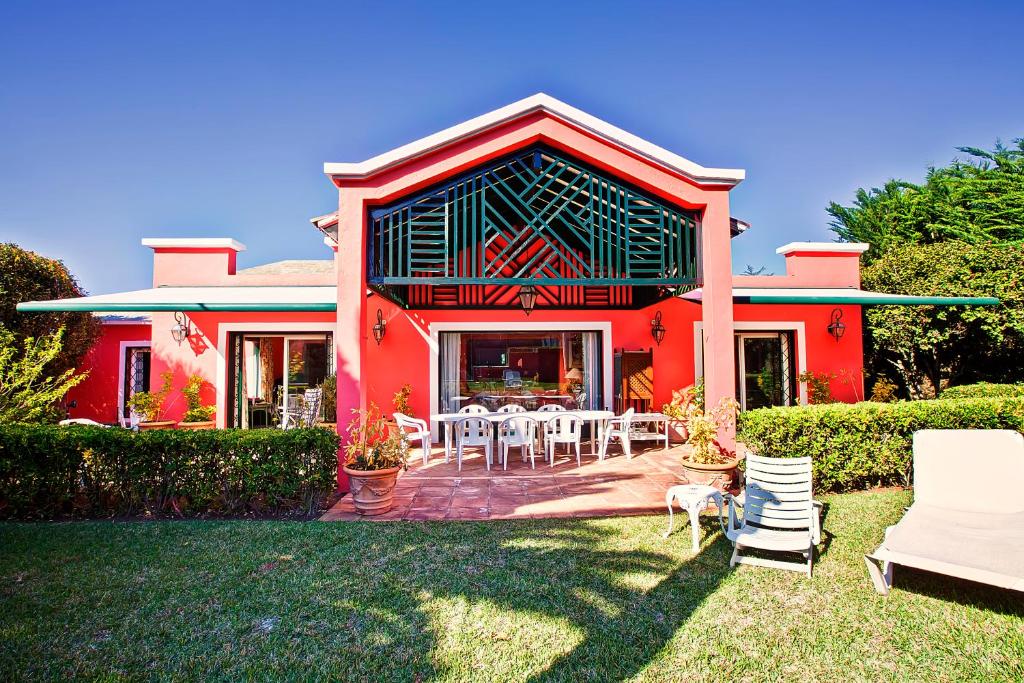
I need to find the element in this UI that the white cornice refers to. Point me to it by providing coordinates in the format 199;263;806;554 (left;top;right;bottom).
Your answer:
141;238;246;252
324;93;745;187
776;242;869;255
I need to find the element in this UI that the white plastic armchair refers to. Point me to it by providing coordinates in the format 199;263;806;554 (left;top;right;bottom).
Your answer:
455;416;493;471
394;412;431;465
545;414;583;467
537;403;565;413
598;408;635;461
499;416;538;469
726;454;819;577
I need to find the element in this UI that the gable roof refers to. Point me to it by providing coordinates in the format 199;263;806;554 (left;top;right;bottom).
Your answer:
323;93;745;187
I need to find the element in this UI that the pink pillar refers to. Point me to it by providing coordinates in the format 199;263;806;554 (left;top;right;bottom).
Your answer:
700;194;737;450
334;190;369;491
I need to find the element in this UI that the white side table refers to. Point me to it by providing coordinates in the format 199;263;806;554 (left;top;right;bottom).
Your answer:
663;484;729;552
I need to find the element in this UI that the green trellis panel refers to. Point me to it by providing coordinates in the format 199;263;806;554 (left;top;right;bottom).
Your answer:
368;146;700;288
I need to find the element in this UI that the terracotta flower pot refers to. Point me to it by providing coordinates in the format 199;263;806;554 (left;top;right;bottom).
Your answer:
343;464;402;515
138;420;176;431
177;421;216;431
681;457;740;493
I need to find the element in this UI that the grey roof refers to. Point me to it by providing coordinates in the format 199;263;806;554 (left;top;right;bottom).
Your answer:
237;260;334;276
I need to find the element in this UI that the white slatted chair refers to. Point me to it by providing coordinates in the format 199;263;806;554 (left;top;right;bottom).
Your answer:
545;414;583;468
537;404;565;413
455;416;493;471
497;404;526;414
394;412;431;465
499;416;538;469
726;454;820;576
598;408;635;461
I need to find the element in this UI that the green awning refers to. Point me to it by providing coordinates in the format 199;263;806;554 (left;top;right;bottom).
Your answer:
680;287;999;306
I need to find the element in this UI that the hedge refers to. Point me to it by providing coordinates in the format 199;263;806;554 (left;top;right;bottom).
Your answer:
940;382;1024;399
738;397;1024;493
0;425;339;519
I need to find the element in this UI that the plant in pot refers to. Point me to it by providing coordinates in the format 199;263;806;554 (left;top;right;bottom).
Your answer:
126;370;176;430
177;373;216;430
680;394;741;492
343;403;409;515
386;383;413;437
662;378;704;444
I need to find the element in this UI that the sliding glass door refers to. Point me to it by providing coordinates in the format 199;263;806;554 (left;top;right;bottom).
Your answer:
735;332;795;410
438;331;602;413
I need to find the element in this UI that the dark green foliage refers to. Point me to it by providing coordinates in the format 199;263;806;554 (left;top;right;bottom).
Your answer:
739;398;1024;492
0;426;339;519
860;241;1024;396
0;243;101;376
941;382;1024;399
828;139;1024;262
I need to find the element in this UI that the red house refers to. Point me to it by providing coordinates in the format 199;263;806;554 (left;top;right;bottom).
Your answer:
19;95;991;487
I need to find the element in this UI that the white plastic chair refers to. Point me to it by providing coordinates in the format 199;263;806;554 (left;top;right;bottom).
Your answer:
726;454;819;577
455;416;493;471
545;414;583;468
459;404;488;414
537;404;565;413
598;408;635;461
499;416;538;469
497;404;526;414
394;412;431;465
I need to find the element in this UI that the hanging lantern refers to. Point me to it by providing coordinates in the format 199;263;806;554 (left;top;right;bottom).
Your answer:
650;310;666;346
518;285;537;316
372;308;386;345
170;311;191;345
827;308;846;341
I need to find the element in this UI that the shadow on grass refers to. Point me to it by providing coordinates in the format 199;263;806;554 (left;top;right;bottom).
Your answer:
889;566;1024;618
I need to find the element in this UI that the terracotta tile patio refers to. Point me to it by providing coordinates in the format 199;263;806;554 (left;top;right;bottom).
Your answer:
321;442;695;521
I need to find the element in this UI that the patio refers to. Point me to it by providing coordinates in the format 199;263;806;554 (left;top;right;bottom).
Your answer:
321;443;693;521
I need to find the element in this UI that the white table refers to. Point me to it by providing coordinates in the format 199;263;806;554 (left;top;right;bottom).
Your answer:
431;409;614;463
629;412;671;450
663;484;729;552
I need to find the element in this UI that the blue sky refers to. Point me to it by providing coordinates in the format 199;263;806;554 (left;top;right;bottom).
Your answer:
2;1;1021;294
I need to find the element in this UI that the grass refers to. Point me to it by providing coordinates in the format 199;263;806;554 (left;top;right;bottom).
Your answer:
0;489;1021;682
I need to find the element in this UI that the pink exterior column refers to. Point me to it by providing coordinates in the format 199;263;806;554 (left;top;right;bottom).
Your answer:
700;193;737;450
334;190;369;491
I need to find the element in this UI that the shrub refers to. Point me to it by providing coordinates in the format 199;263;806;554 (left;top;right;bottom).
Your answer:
181;373;215;423
0;425;339;519
941;382;1024;399
127;370;173;422
738;397;1024;492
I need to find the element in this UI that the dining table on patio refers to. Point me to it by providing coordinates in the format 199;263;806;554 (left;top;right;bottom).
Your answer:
430;409;615;463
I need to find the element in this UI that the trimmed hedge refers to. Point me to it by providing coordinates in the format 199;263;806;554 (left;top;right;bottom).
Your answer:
0;426;339;519
940;383;1024;399
739;398;1024;493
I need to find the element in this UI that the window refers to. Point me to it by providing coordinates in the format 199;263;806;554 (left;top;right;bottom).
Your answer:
439;331;602;412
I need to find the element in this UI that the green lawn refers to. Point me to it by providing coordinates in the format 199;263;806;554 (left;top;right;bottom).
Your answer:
1;490;1021;682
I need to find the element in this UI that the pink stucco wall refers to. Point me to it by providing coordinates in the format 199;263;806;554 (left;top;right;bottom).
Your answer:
66;322;151;424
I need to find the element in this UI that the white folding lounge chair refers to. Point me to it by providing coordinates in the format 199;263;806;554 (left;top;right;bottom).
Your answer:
726;454;820;577
865;429;1024;595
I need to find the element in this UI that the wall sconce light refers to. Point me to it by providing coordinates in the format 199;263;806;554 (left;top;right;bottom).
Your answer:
827;308;846;342
518;284;537;316
170;311;191;345
372;308;387;345
650;310;666;346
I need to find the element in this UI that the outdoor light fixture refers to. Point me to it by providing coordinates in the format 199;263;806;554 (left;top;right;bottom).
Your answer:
827;308;846;342
518;284;537;316
650;310;666;346
372;308;386;345
170;311;191;345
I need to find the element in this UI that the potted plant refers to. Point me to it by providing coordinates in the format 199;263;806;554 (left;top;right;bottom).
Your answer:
318;373;337;431
127;370;176;430
177;374;216;430
386;383;413;437
343;403;409;515
680;395;741;492
662;379;704;444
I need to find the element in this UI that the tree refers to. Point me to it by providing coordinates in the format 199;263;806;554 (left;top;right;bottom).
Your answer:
0;326;87;423
860;242;1024;398
828;139;1024;262
0;243;101;377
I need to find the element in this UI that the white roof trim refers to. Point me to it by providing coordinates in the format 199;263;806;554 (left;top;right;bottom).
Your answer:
324;93;745;186
775;242;869;255
17;286;335;312
141;238;247;252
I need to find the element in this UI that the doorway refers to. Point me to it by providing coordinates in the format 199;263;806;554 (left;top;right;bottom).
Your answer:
735;332;795;410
